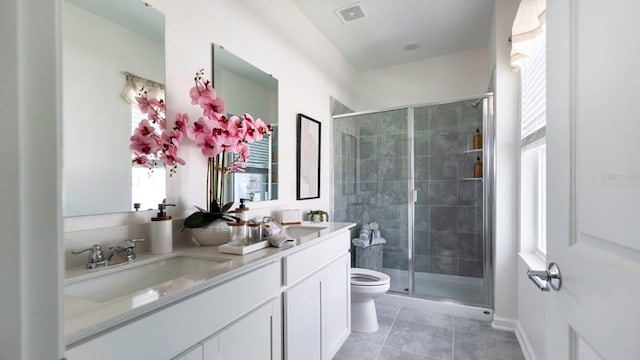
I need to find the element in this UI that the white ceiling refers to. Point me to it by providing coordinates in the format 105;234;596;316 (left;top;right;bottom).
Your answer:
292;0;495;71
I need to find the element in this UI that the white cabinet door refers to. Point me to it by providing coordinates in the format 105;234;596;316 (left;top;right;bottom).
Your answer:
323;254;350;359
283;271;323;360
184;346;203;360
546;1;640;359
203;300;276;360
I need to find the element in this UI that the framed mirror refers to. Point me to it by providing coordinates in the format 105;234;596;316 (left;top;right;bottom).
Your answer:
62;0;165;217
212;44;279;204
296;113;321;200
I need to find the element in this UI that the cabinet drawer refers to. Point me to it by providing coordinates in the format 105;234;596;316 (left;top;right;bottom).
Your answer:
282;232;349;286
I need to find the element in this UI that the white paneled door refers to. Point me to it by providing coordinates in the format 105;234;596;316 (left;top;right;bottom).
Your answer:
546;0;640;359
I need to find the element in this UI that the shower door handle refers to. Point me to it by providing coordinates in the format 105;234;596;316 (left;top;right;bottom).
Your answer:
527;262;561;292
412;189;418;203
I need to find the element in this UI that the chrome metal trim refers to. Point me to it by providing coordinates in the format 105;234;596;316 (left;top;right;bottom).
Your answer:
483;94;496;308
332;93;495;120
407;107;415;296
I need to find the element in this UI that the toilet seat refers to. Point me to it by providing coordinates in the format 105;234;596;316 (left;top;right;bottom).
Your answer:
351;268;390;287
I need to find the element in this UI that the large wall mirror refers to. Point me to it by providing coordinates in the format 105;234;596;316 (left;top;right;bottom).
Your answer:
212;44;279;204
62;0;165;217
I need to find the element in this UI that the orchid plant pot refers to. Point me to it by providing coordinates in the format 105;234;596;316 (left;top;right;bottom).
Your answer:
191;218;232;246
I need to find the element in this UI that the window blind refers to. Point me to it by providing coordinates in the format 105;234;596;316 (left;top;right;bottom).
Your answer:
246;137;271;169
521;34;546;146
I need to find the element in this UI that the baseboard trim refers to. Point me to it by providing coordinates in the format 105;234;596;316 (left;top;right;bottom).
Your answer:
514;321;536;360
491;316;517;331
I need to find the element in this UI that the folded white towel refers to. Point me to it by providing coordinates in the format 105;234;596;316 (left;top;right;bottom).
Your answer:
352;238;370;248
371;237;386;246
266;233;294;248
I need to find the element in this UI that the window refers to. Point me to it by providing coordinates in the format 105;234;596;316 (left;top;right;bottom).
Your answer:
520;28;547;257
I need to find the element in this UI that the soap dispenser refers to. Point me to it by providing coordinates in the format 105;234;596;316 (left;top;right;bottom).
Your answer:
235;198;250;221
150;201;175;254
472;128;483;149
473;156;483;178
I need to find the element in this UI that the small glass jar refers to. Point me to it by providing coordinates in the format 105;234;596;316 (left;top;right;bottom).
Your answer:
248;222;263;243
227;221;248;246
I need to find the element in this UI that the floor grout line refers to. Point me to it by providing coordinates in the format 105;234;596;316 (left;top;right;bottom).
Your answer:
451;316;456;360
374;305;401;360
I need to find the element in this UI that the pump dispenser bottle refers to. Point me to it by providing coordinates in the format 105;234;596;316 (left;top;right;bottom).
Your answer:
235;198;250;222
473;156;483;178
151;201;175;254
472;128;483;149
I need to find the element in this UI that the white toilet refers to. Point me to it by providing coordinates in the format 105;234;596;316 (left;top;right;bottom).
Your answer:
350;268;391;333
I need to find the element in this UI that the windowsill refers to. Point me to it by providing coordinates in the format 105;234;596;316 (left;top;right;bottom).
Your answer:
519;251;546;270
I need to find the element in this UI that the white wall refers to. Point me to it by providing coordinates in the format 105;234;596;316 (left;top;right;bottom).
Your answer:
356;47;491;109
0;0;63;358
491;0;520;329
62;2;165;217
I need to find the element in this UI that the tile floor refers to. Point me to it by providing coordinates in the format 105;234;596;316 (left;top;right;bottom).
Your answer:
334;303;525;360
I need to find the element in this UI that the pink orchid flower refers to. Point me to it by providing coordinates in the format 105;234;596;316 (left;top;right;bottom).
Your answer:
132;155;150;167
134;119;155;137
186;116;214;142
199;94;226;118
160;145;186;166
199;135;224;157
189;80;216;105
227;115;247;139
174;113;189;133
161;129;184;146
135;95;151;114
255;118;270;136
130;133;159;155
237;142;250;162
227;161;247;173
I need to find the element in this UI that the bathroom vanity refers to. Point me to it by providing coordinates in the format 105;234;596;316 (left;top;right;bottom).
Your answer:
64;222;353;360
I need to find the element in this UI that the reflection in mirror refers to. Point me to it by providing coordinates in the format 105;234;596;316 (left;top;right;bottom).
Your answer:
62;0;165;217
212;44;279;204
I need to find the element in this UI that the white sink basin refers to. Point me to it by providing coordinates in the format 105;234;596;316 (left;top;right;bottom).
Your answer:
284;225;327;239
65;255;230;303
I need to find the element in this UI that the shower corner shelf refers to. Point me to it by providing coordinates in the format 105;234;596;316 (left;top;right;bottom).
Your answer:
463;148;483;154
461;177;483;181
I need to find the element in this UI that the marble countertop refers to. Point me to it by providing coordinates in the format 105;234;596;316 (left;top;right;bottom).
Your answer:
64;222;355;347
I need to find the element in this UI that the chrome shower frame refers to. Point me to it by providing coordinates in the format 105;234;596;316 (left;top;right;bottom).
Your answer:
332;93;495;309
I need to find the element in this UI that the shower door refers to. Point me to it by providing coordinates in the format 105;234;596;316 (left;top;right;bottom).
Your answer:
333;109;410;293
411;98;491;305
332;95;493;306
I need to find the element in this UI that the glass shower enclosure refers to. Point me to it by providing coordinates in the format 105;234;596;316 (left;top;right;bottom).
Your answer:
332;94;494;307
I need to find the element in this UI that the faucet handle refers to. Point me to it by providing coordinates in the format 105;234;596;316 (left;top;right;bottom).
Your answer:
72;244;106;269
123;238;145;248
71;244;102;255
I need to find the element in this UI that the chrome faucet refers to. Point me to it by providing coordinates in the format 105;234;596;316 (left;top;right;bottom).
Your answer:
71;244;107;269
107;238;145;264
72;239;145;269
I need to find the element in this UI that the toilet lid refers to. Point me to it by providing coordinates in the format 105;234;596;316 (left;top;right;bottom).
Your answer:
351;268;391;286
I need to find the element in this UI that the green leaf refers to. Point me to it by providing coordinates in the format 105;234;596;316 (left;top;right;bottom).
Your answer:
183;211;206;228
194;205;207;212
220;202;234;214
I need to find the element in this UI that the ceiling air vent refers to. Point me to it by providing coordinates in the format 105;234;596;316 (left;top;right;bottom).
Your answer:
334;3;366;24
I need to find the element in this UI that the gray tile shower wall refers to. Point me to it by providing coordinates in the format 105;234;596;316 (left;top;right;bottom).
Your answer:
333;100;484;278
416;101;484;278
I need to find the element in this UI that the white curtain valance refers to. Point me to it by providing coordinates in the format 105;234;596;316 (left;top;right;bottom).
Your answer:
510;0;546;72
120;71;165;105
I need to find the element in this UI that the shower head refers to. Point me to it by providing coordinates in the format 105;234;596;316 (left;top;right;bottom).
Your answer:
470;99;483;108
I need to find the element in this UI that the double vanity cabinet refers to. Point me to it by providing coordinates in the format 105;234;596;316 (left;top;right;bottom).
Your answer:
64;223;353;360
